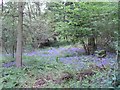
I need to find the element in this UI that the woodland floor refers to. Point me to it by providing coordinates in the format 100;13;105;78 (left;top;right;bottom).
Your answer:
1;45;118;88
2;45;117;69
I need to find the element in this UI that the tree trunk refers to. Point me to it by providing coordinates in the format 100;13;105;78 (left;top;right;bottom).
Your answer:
12;45;14;58
116;50;120;87
12;44;16;58
2;0;3;13
81;39;89;55
112;49;120;87
12;6;15;58
88;36;97;55
34;2;41;16
63;2;66;22
16;1;24;67
114;1;120;86
112;2;120;87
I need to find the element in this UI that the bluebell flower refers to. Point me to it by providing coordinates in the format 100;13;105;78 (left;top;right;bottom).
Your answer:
2;61;15;68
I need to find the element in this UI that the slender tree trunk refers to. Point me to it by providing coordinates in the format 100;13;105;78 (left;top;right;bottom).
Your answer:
12;6;15;58
16;1;24;67
115;1;120;86
27;3;35;49
116;50;120;86
88;36;97;55
12;45;15;58
112;2;120;87
29;3;36;20
38;2;41;16
2;0;3;13
34;2;41;16
63;2;66;22
4;46;9;54
81;39;89;55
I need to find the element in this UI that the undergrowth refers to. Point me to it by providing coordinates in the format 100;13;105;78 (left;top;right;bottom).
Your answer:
1;55;117;88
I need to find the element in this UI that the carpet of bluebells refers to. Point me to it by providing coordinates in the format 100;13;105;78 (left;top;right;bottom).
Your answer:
2;46;117;69
1;45;118;88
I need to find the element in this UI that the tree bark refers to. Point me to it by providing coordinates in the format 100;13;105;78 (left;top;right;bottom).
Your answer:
12;4;15;58
115;1;120;86
88;36;97;55
16;1;24;67
116;50;120;86
112;2;120;87
81;39;90;55
34;2;41;16
2;0;3;13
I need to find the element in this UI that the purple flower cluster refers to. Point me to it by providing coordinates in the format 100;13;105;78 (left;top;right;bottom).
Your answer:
67;47;85;53
60;56;80;62
24;50;41;56
2;46;117;70
47;48;60;56
2;61;15;68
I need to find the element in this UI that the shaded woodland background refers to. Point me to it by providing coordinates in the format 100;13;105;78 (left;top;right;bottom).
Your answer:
1;1;120;88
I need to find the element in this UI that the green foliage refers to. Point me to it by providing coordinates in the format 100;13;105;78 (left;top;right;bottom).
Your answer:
2;2;118;53
48;2;118;51
1;1;119;88
2;54;116;88
2;2;18;55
